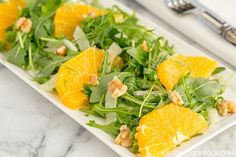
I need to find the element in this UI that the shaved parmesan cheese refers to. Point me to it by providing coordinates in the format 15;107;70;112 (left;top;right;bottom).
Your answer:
207;107;219;125
40;75;57;91
107;42;122;72
73;26;90;51
62;39;78;51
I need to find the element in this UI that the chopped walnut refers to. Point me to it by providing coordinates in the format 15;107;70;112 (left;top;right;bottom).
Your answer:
108;77;128;99
16;17;32;33
140;40;149;52
217;100;228;116
227;101;236;113
56;46;67;56
169;91;184;106
115;125;132;148
217;100;236;116
89;74;99;85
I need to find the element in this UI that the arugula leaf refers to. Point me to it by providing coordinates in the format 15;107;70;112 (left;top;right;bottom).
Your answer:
33;12;55;42
127;47;148;66
174;75;225;114
93;103;138;116
188;77;223;99
5;27;17;44
90;73;117;103
7;45;27;67
138;83;155;117
150;37;175;68
211;67;226;75
27;43;34;70
87;120;120;137
43;0;66;14
38;55;73;78
0;41;4;51
121;93;157;109
82;9;155;50
26;0;47;13
90;72;133;103
99;51;109;77
123;76;138;93
27;0;65;15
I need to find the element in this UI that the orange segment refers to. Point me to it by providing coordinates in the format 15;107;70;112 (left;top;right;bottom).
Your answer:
136;103;208;157
9;0;26;7
0;0;25;41
157;55;217;91
56;47;104;109
54;3;105;39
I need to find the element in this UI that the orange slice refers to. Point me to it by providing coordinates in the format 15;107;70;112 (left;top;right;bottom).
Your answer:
9;0;25;7
157;54;217;91
54;3;105;39
136;103;208;157
56;47;104;109
0;0;25;41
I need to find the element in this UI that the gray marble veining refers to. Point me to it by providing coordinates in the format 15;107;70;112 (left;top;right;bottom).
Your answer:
0;67;119;157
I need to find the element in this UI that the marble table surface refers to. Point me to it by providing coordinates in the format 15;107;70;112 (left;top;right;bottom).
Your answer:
0;0;235;157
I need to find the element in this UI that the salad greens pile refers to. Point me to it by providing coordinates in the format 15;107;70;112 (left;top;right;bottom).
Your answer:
80;3;225;152
3;0;72;83
0;0;227;153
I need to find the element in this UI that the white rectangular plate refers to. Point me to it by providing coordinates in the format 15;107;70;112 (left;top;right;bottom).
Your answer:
1;1;236;157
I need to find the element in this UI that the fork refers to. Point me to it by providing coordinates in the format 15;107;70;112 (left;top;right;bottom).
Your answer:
165;0;236;45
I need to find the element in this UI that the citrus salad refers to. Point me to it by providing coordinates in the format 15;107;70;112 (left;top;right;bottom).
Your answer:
0;0;236;156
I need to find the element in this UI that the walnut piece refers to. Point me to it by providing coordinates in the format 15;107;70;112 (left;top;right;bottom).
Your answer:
16;17;26;29
115;125;132;148
217;100;236;116
140;40;149;52
89;74;99;85
56;46;67;56
227;101;236;113
16;17;32;33
169;91;184;106
108;77;127;99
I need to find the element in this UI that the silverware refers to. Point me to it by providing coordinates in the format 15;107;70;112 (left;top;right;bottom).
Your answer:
165;0;236;45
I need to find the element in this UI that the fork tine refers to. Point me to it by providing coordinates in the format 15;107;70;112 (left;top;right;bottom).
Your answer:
172;0;183;13
167;0;183;13
178;0;190;13
179;0;187;7
182;0;195;10
165;0;196;13
166;0;236;45
166;0;175;8
177;0;187;11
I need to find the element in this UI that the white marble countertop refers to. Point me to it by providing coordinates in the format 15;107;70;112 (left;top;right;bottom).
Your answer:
0;0;235;157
